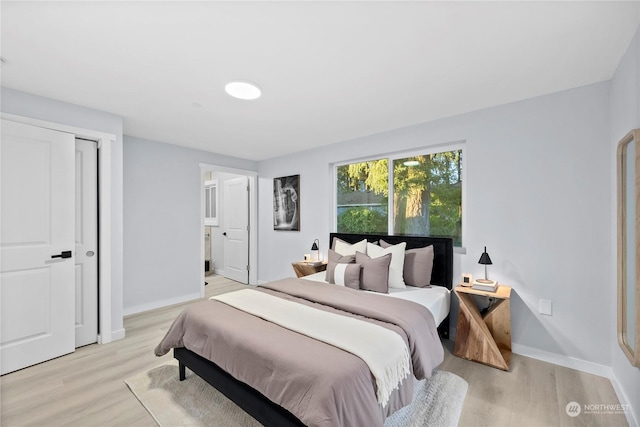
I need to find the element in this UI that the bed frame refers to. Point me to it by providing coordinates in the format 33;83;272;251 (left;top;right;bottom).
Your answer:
174;233;453;427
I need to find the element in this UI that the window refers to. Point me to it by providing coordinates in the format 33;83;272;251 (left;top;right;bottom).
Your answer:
335;148;463;245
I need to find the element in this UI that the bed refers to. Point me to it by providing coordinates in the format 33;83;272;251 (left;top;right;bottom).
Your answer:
156;233;453;427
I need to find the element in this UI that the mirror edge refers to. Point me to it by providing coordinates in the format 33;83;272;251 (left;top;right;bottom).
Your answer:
617;128;640;368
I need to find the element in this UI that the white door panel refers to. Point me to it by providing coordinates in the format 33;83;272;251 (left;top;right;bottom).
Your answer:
74;139;98;347
2;268;52;342
1;120;76;374
2;135;52;246
223;176;249;284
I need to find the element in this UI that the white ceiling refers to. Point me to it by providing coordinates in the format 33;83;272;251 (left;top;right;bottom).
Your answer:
2;1;639;161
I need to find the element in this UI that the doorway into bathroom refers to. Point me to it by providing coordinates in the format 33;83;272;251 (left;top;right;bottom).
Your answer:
200;164;258;290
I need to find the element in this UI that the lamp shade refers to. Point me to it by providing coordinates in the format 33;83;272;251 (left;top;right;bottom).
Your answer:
478;246;492;265
311;239;319;251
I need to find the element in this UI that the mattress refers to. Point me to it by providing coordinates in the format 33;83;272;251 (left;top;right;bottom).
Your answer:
301;272;450;326
157;278;445;427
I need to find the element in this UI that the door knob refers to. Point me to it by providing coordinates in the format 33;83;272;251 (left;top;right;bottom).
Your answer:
51;250;72;259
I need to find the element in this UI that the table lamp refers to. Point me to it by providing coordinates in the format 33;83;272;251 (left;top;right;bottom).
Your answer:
476;246;497;286
311;239;320;261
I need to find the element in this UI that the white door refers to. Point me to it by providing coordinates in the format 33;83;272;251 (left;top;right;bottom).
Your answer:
75;139;98;347
1;120;76;375
223;176;249;284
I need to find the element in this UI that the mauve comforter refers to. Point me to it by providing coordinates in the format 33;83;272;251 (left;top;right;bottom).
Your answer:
155;278;444;427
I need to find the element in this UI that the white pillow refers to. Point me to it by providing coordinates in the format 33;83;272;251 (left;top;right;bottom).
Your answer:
366;241;406;289
333;238;367;256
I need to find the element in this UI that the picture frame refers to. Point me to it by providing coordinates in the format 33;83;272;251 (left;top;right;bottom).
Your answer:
273;175;300;231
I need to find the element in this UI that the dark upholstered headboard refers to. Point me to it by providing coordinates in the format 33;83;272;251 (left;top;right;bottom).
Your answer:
328;233;454;290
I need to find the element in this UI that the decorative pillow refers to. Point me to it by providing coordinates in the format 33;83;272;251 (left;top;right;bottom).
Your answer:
331;263;362;289
355;251;391;293
332;237;367;256
366;241;406;289
381;240;434;287
325;249;356;283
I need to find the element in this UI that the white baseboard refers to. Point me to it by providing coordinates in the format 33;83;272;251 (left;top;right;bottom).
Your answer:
512;342;612;378
213;268;225;275
111;328;126;341
123;292;201;316
608;370;639;427
98;328;125;344
446;328;607;375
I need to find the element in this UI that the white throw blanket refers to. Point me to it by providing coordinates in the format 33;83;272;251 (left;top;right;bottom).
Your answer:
211;289;411;407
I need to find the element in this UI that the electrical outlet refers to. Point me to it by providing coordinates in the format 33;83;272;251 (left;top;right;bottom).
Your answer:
539;299;552;316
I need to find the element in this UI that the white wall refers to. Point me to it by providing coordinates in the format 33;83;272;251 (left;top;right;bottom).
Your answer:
123;136;256;314
610;25;640;427
1;87;126;337
258;82;612;369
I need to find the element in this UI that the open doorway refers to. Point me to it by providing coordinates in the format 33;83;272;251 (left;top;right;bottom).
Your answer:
200;164;258;291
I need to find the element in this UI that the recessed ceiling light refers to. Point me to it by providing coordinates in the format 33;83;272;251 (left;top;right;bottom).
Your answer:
403;160;420;167
225;81;261;100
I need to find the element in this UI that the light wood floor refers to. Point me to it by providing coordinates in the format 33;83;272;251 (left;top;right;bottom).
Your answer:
0;275;628;427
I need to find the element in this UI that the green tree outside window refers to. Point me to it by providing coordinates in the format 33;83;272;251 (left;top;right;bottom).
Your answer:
336;149;462;246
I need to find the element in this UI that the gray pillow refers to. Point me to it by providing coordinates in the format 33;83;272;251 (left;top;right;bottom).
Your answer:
355;251;391;293
331;263;362;289
325;249;356;283
380;240;434;287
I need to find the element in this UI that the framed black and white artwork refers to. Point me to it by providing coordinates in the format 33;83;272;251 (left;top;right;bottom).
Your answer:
273;175;300;231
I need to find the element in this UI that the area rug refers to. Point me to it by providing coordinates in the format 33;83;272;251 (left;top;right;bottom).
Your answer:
125;360;468;427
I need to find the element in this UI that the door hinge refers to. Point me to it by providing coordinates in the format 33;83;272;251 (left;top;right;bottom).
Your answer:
246;265;250;271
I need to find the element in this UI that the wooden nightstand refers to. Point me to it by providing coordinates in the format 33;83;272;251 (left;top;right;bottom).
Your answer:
291;261;327;278
454;284;512;371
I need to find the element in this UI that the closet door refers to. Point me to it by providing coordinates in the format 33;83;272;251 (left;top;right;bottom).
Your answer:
1;120;76;374
75;139;98;347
